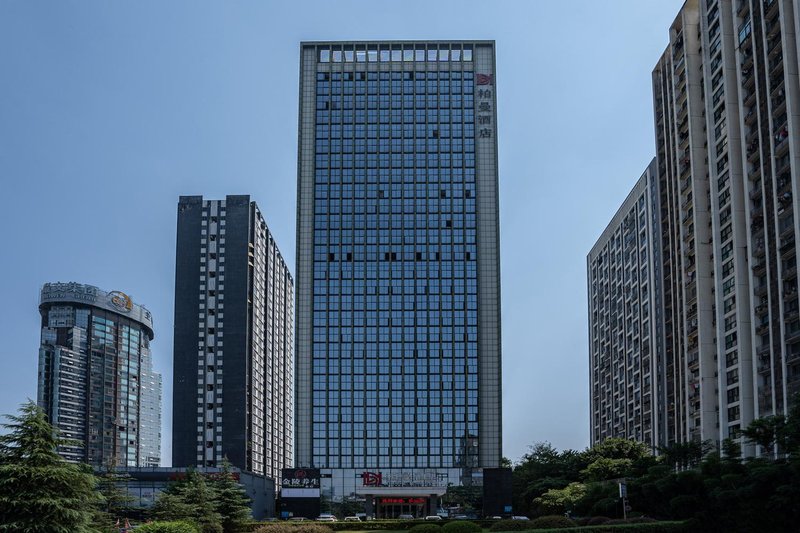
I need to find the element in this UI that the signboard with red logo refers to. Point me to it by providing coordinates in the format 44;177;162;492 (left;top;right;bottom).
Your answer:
359;470;448;488
281;468;321;489
361;471;383;486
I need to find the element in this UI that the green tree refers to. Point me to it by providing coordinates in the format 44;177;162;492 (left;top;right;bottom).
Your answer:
511;442;587;516
580;457;632;482
154;469;222;530
96;460;135;518
742;415;787;456
532;482;586;515
584;437;651;463
443;483;482;512
0;400;101;533
153;492;198;522
720;438;742;462
211;460;252;533
581;438;655;481
657;440;713;471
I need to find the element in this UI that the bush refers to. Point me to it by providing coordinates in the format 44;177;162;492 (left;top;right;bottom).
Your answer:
529;515;576;529
587;516;612;526
201;523;224;533
327;520;420;531
136;522;201;533
441;522;481;533
603;517;658;525
576;522;690;532
489;520;530;531
409;525;443;533
253;524;333;533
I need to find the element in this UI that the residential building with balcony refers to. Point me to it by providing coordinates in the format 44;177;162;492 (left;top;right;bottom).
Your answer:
652;0;720;447
588;160;665;450
733;0;800;429
591;0;800;456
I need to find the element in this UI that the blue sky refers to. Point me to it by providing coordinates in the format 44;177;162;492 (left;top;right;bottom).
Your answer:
0;0;684;464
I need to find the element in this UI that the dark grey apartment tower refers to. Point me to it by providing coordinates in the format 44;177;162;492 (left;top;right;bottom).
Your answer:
295;41;501;516
38;282;160;467
172;195;294;480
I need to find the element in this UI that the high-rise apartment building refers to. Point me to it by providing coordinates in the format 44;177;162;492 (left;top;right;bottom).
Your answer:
172;195;294;481
38;282;161;467
588;160;665;450
652;0;720;447
295;41;501;517
141;361;162;467
590;0;800;456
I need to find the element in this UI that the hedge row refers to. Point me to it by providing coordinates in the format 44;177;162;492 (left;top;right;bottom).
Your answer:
516;521;690;532
246;519;690;533
323;520;496;531
135;522;200;533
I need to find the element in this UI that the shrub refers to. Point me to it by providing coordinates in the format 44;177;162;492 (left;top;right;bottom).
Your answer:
136;522;201;533
327;520;420;531
489;520;530;531
587;516;612;525
669;495;699;520
409;525;444;533
631;517;656;523
409;524;443;533
605;517;658;525
253;524;333;533
441;522;481;533
528;515;576;529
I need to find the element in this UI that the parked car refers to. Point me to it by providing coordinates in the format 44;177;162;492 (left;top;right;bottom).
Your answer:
289;517;307;522
424;515;442;521
453;515;469;520
316;514;337;522
511;516;529;521
398;514;415;520
344;516;361;522
489;516;503;520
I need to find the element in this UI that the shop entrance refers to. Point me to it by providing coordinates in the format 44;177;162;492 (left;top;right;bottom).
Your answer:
375;497;428;519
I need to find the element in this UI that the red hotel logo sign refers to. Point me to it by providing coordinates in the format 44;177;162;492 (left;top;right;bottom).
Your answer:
361;471;383;486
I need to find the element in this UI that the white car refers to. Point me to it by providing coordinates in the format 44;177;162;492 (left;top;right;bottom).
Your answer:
316;515;337;522
511;516;529;521
344;516;361;522
424;515;443;521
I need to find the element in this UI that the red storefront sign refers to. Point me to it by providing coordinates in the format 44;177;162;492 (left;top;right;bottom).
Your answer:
378;497;427;505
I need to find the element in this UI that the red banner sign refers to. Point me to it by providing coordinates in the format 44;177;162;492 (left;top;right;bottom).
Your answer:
378;497;427;505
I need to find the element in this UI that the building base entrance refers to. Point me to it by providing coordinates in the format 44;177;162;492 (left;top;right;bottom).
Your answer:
374;497;428;519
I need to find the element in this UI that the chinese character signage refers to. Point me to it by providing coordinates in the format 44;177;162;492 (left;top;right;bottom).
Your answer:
475;74;494;140
359;470;448;488
281;468;321;490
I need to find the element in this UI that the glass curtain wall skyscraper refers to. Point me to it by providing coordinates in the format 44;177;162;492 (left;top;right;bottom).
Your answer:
37;282;160;467
295;41;501;514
